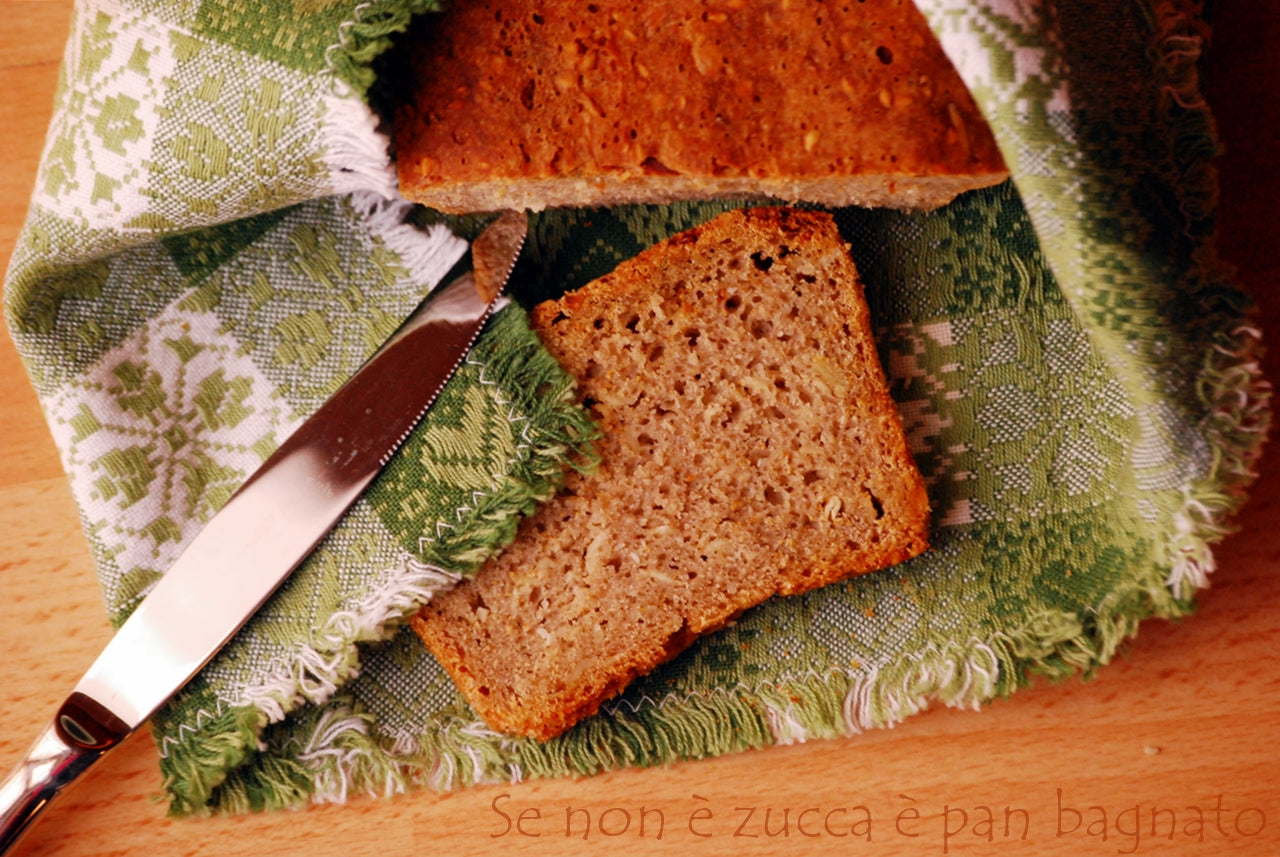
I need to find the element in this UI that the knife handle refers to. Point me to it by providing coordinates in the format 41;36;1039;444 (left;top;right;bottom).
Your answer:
0;718;105;853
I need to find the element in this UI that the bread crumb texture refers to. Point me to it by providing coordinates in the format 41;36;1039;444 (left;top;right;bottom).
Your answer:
394;0;1007;212
411;207;930;740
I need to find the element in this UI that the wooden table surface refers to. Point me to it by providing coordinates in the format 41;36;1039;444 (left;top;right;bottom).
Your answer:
2;3;1277;856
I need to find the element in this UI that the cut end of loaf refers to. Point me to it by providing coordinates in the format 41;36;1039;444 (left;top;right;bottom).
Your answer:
413;207;930;740
393;0;1007;214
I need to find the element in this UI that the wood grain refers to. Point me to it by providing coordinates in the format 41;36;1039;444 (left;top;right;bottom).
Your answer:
1;2;1277;855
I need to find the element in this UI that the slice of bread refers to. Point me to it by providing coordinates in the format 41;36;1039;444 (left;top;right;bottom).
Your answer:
410;207;930;740
393;0;1007;213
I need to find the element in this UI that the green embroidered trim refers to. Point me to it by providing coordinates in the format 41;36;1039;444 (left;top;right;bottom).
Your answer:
201;705;382;814
372;304;602;571
158;684;268;816
323;0;444;96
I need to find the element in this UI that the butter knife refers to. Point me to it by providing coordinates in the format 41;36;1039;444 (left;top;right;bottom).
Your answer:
0;210;528;852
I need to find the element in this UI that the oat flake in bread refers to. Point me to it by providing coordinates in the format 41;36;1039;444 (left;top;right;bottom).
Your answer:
410;207;931;740
393;0;1008;213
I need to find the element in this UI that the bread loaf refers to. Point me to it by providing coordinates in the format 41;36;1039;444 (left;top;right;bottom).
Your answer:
393;0;1007;213
410;207;930;739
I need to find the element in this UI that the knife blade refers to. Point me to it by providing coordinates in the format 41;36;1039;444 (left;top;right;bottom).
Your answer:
0;210;528;852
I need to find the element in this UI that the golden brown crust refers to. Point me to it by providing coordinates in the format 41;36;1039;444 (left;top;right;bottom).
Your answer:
394;0;1007;213
411;207;930;740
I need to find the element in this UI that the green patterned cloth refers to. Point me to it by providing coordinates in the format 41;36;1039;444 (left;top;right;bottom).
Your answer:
3;0;1269;815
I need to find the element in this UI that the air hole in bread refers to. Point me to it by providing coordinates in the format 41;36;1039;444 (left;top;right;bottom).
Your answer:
641;156;679;176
